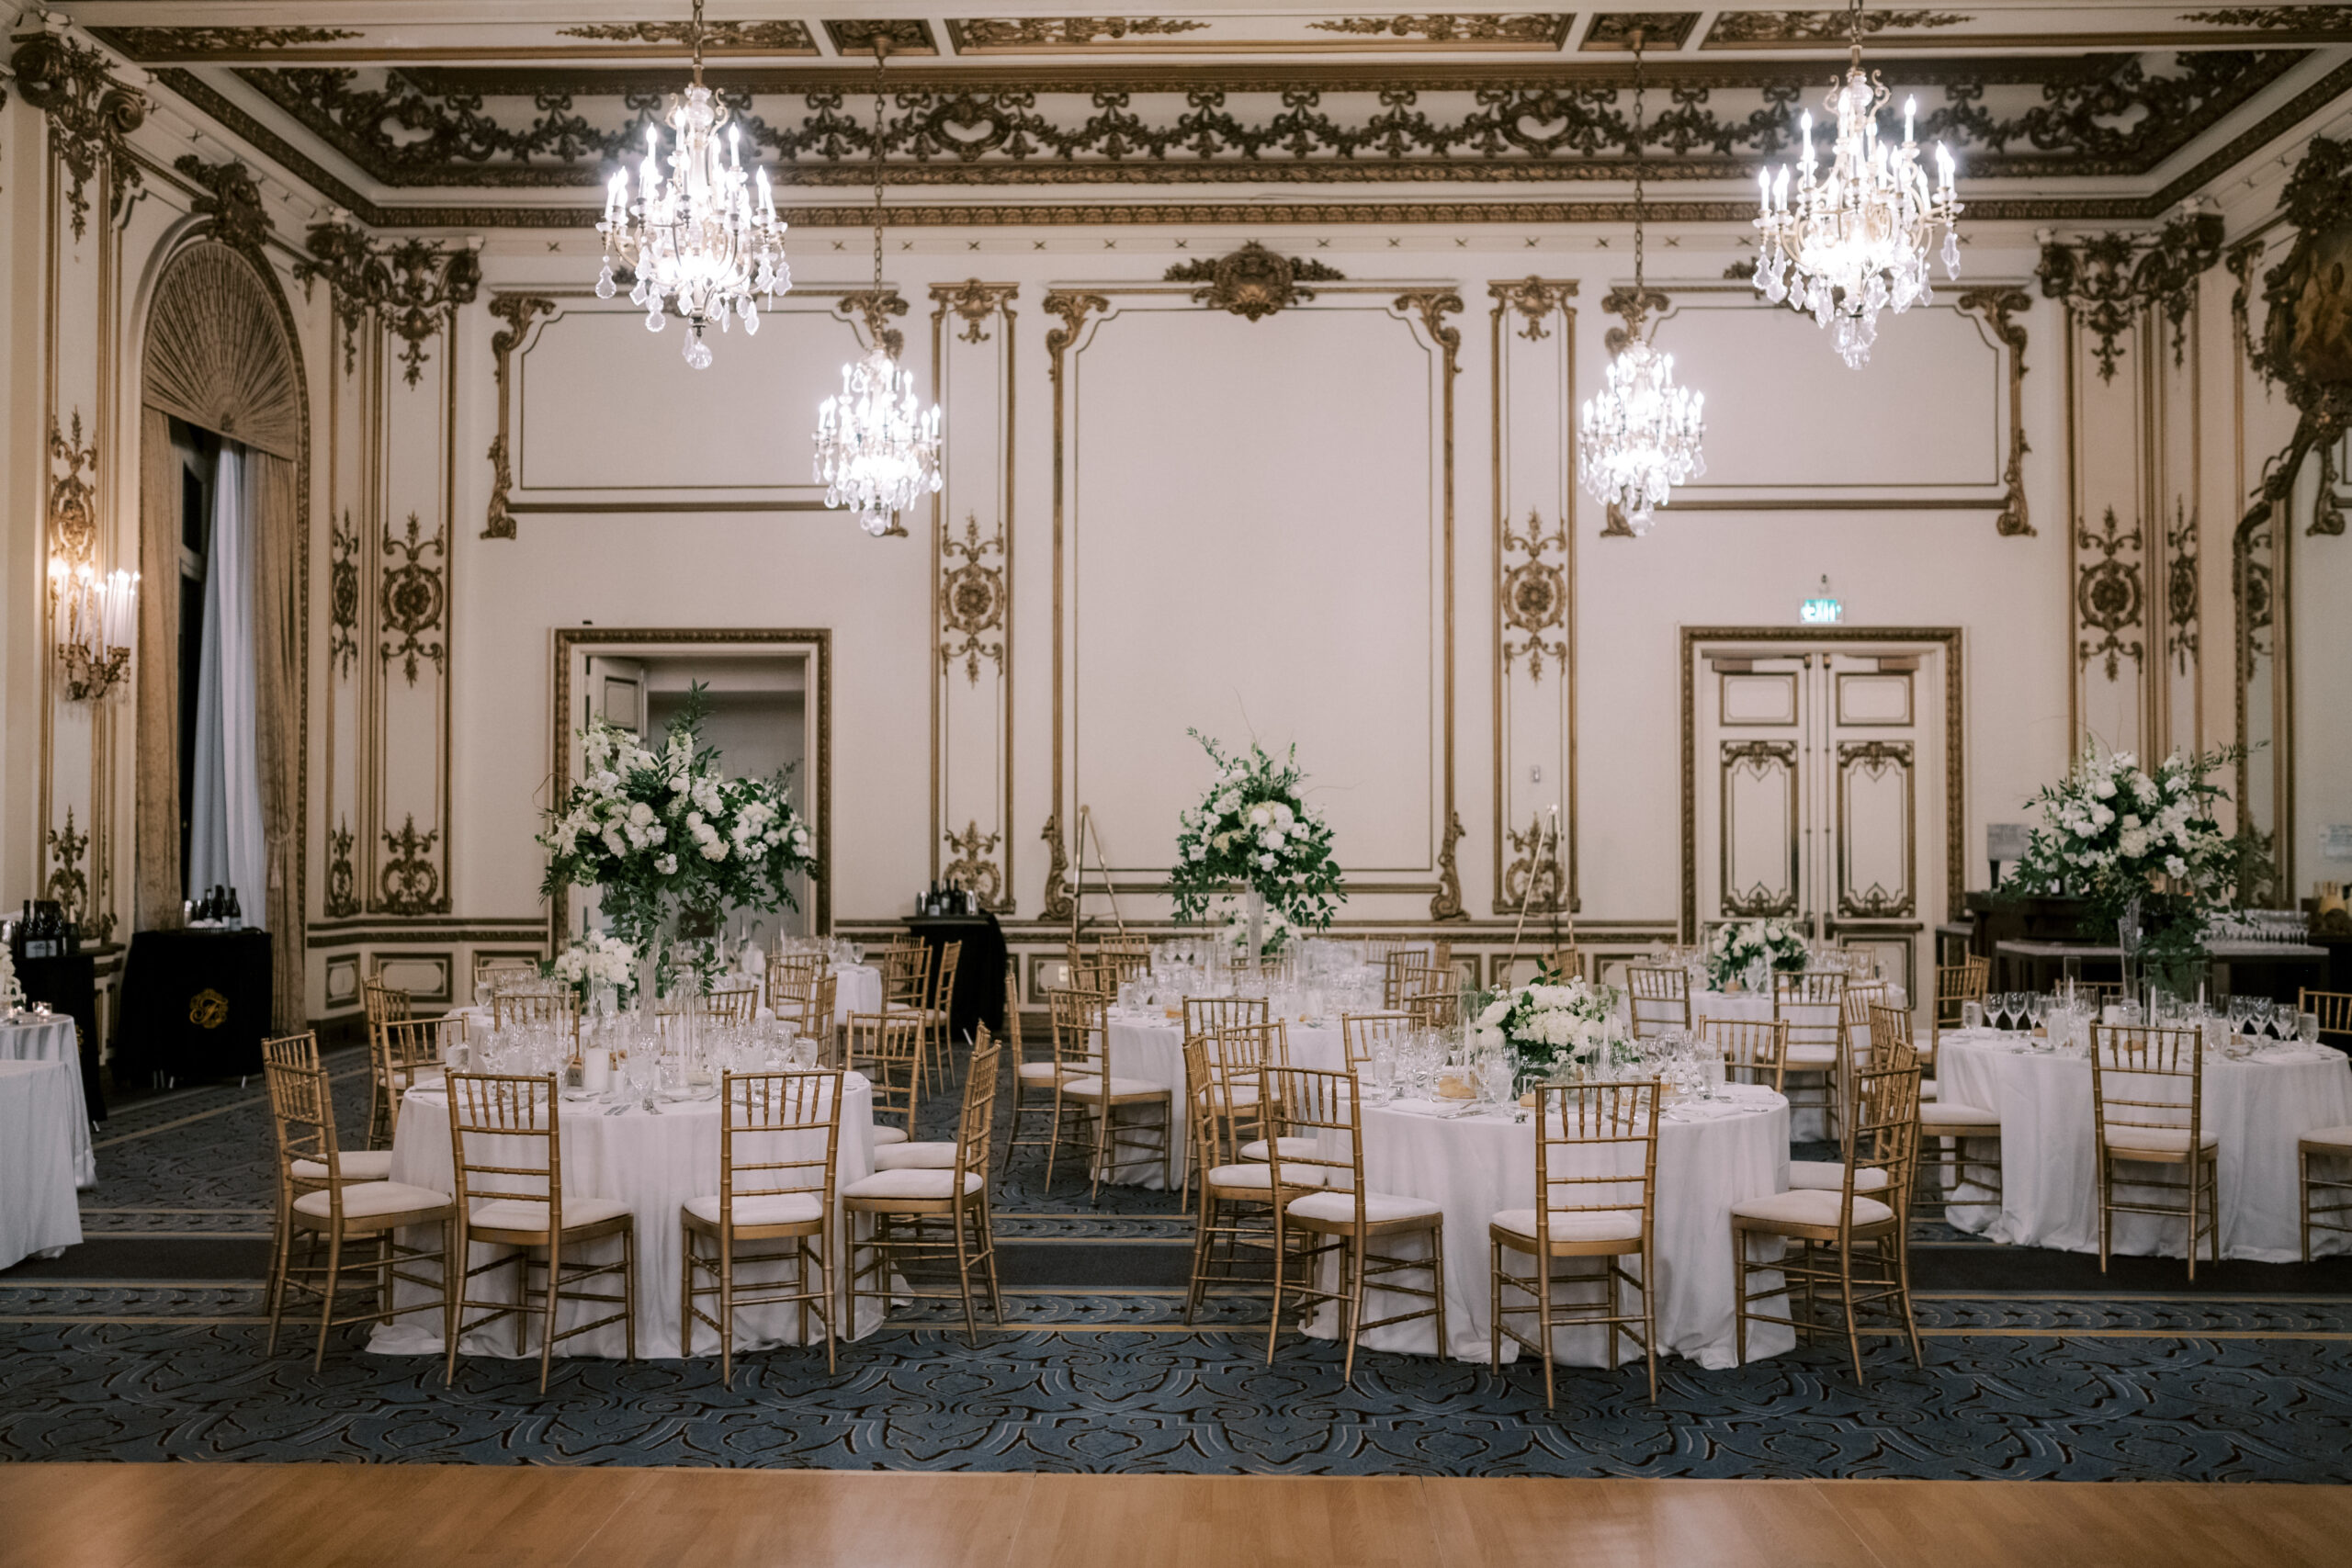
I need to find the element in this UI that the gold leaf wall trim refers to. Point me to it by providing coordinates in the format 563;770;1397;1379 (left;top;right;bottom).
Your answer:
1164;242;1345;320
2075;506;2147;681
947;18;1212;51
2035;211;2224;382
9;30;147;240
1953;285;2035;537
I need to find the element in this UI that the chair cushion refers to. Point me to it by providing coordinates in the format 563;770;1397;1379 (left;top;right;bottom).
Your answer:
1239;1136;1321;1161
292;1180;450;1220
841;1168;986;1201
1787;1160;1891;1193
1489;1208;1644;1244
875;1141;959;1170
1209;1084;1264;1108
1285;1189;1443;1225
1063;1076;1163;1100
290;1149;395;1183
2302;1124;2352;1155
682;1190;824;1228
1784;1044;1840;1066
2103;1126;2219;1156
1016;1061;1063;1083
870;1125;909;1146
1920;1101;1999;1128
1918;1077;1939;1101
468;1196;632;1234
1204;1162;1327;1190
1731;1189;1897;1228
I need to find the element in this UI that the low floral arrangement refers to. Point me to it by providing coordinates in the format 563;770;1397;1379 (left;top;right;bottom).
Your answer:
2000;743;2251;977
1169;730;1344;937
1473;976;1638;1081
1705;919;1811;990
546;931;637;1004
538;686;816;992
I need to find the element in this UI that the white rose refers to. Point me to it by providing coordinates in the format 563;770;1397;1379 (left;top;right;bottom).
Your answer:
1259;852;1277;870
1249;804;1272;828
655;852;678;874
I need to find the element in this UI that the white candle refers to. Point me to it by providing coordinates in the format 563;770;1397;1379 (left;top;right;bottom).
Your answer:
583;1046;611;1094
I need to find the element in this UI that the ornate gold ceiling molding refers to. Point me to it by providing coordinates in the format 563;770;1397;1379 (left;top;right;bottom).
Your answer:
2036;210;2226;381
295;226;484;385
1583;13;1706;51
946;18;1212;51
173;154;273;257
555;20;819;51
223;49;2296;190
1703;9;1972;48
822;19;940;56
91;27;363;59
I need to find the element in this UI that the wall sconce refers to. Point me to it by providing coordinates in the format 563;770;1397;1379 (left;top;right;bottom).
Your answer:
51;558;137;702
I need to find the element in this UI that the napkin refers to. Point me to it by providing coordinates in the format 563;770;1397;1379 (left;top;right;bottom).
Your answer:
2253;1046;2335;1066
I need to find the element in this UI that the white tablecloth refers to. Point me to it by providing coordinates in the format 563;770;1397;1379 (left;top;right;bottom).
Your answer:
370;1074;880;1359
831;964;882;1024
0;1016;94;1188
0;1059;85;1269
1939;1031;2352;1263
1099;1010;1349;1190
1307;1085;1795;1368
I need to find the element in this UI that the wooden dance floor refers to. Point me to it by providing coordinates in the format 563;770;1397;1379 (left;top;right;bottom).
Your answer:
1;1465;2346;1567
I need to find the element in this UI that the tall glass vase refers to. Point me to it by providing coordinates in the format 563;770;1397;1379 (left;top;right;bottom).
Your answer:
2118;896;2143;1017
1245;886;1266;973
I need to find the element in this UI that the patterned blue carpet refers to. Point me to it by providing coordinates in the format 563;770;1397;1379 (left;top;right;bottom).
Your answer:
6;1041;2351;1478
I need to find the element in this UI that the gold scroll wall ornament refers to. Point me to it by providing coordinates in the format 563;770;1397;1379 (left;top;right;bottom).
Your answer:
1489;275;1577;342
1500;811;1566;911
1396;288;1466;923
1164;242;1346;321
1038;812;1075;923
1952;285;2035;537
379;814;447;917
2167;500;2200;675
43;809;91;939
1499;511;1569;681
329;510;360;678
173;156;274;256
482;295;555;540
2035;211;2225;382
943;822;1006;908
379;513;447;686
8;29;146;241
941;514;1008;685
297;226;483;385
47;412;97;574
324;817;359;919
934;278;1018;344
837;289;910;357
2075;506;2147;680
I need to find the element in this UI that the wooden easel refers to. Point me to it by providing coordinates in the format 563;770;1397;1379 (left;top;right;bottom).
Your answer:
1502;807;1572;980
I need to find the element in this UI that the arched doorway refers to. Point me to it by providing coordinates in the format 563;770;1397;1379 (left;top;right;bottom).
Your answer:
135;239;308;1031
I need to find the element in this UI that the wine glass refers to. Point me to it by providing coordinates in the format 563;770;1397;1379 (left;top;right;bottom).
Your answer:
2026;993;2050;1036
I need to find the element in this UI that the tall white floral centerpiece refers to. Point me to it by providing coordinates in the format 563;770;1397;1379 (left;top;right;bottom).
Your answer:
1704;919;1811;991
546;931;638;1008
1168;731;1344;961
539;686;817;996
2000;743;2253;990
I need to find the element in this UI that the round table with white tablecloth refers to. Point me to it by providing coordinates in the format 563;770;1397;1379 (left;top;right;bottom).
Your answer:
0;1014;94;1187
1097;1010;1349;1190
0;1058;85;1269
368;1073;881;1359
1305;1084;1795;1368
1938;1031;2352;1263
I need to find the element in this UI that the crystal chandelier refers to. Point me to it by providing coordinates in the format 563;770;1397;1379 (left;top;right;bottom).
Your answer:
594;0;790;368
1577;30;1704;536
812;41;942;536
1751;0;1962;367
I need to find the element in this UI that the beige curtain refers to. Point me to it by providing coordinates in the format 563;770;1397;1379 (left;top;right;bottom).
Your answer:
251;452;304;1034
134;407;184;937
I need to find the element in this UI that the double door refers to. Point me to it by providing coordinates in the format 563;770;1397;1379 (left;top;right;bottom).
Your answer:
1690;641;1948;1004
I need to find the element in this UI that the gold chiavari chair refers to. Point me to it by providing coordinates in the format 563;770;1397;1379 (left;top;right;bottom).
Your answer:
374;1016;458;1145
1261;1063;1446;1382
1930;956;1990;1066
679;1066;843;1382
1340;1010;1413;1070
914;939;964;1094
2300;1122;2352;1262
470;955;539;998
1002;974;1083;1177
1069;961;1123;998
1380;947;1431;1009
1894;998;2000;1218
781;971;839;1064
1702;1016;1790;1092
765;950;826;1008
1625;965;1690;1040
445;1071;638;1392
263;1031;393;1345
492;989;581;1043
2090;1022;2218;1279
1789;1007;1917;1204
263;1041;455;1370
846;1011;923;1149
1839;979;1893;1100
1092;936;1150;987
1489;1078;1661;1409
2301;987;2352;1050
881;941;932;1015
679;986;759;1026
1404;986;1460;1031
842;1031;1005;1345
1774;971;1850;1146
1031;986;1105;1189
361;981;413;1146
1061;987;1175;1203
1184;995;1270;1038
1182;1036;1322;1323
1732;1050;1924;1386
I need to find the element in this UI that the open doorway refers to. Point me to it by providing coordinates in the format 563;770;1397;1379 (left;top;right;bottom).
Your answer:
555;630;831;944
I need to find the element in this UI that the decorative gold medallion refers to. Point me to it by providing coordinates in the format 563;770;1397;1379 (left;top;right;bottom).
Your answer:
188;988;231;1029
